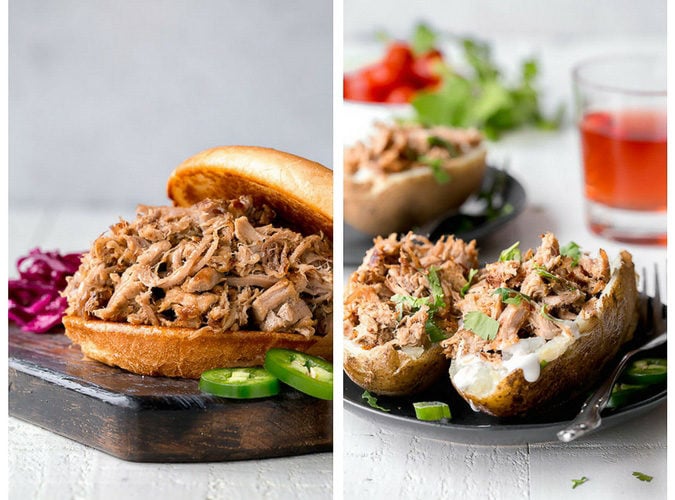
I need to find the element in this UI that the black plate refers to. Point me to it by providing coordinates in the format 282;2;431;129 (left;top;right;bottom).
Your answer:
344;166;527;266
344;340;666;446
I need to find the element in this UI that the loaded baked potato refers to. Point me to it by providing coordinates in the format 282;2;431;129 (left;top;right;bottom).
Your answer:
443;233;639;417
343;232;478;395
344;122;487;236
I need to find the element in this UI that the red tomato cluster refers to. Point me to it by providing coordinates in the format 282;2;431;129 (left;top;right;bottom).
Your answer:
344;42;444;104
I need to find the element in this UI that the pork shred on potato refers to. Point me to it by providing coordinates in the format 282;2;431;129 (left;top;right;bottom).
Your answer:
442;232;610;362
63;197;332;338
344;232;478;350
345;121;483;178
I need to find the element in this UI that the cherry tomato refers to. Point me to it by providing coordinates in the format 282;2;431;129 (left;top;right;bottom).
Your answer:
410;51;443;87
344;74;379;102
264;349;333;400
385;85;417;103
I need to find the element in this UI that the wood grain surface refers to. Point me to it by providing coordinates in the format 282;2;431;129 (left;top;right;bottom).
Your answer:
8;325;332;463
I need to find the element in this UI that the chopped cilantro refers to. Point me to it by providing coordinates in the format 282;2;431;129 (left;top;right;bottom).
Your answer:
494;287;532;305
391;267;447;342
632;472;653;482
561;241;582;267
362;390;390;412
571;476;589;489
410;23;437;56
418;155;451;184
534;264;559;281
427;135;459;157
427;266;445;309
425;319;447;342
460;268;479;297
499;241;521;262
463;311;499;341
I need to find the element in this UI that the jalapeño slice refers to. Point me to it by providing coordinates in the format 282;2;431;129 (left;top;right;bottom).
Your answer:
199;367;280;399
623;358;667;386
606;383;648;409
413;401;452;421
264;349;333;400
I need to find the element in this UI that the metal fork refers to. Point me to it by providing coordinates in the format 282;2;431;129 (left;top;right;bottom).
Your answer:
557;264;667;443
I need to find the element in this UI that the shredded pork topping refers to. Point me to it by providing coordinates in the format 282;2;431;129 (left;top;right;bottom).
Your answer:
442;233;610;362
345;121;483;179
344;233;478;350
63;197;332;338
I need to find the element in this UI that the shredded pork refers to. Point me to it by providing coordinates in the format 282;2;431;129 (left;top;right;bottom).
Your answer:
344;233;478;350
442;233;610;361
345;122;483;179
63;197;332;338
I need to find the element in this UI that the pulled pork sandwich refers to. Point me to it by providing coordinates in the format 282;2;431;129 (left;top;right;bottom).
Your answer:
344;121;487;236
444;233;638;417
343;232;478;396
63;146;332;379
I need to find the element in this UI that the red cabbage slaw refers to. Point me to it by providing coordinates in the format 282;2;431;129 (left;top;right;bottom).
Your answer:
8;248;83;333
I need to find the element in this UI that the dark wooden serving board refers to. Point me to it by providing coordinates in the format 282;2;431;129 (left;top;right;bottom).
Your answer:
8;325;332;462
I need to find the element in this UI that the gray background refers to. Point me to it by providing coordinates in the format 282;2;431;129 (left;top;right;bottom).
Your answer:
9;0;333;210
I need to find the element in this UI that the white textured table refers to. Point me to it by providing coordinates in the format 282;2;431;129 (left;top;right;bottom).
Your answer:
342;34;667;500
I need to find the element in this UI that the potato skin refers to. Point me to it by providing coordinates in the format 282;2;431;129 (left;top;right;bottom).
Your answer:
344;340;448;396
344;146;487;236
450;251;639;417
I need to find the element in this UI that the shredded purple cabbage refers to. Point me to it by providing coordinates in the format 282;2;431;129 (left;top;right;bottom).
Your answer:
8;248;83;333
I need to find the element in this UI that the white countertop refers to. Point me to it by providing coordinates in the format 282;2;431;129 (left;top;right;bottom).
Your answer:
341;34;668;500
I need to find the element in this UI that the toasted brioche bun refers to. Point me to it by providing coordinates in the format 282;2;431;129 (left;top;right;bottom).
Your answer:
344;339;448;396
64;316;332;379
449;251;638;417
64;146;333;379
344;145;486;236
168;146;333;238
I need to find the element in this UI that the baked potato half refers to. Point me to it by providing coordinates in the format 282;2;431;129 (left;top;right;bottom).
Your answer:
444;234;639;417
344;122;487;236
343;232;478;396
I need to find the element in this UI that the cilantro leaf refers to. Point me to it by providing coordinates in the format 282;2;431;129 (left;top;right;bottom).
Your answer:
362;390;390;412
418;156;451;184
463;311;499;341
425;319;447;342
534;264;559;281
560;241;582;267
411;23;437;56
493;287;532;305
391;294;430;310
499;241;521;262
571;476;589;489
427;135;459;157
461;268;478;297
426;266;445;309
632;472;653;482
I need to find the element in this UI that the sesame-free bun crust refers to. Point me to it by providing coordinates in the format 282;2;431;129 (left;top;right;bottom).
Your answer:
167;146;333;238
64;315;333;379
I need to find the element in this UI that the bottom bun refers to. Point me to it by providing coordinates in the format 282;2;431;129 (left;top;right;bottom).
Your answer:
63;315;332;379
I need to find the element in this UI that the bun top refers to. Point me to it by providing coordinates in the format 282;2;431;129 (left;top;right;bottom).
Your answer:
167;146;333;238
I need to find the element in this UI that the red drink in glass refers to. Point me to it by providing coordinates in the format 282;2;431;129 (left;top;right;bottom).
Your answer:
580;110;667;211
